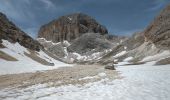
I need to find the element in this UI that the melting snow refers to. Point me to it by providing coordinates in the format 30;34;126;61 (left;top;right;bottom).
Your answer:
70;49;112;61
1;62;170;100
123;56;133;62
113;51;127;58
0;40;71;75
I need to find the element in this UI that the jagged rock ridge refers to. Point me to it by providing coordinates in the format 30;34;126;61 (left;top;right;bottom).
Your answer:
144;4;170;49
0;12;42;51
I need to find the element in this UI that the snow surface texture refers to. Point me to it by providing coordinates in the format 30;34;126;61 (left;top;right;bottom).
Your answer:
0;40;71;75
1;61;170;100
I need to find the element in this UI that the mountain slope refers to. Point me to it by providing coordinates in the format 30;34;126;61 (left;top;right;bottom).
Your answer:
0;12;42;51
0;12;70;75
144;4;170;49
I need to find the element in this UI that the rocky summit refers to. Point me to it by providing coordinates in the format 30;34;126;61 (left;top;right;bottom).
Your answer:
38;13;108;42
144;4;170;49
0;12;42;51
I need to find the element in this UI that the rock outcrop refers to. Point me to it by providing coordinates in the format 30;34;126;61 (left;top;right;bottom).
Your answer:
67;33;113;55
0;12;42;51
37;38;70;58
38;13;108;42
144;4;170;49
122;32;144;50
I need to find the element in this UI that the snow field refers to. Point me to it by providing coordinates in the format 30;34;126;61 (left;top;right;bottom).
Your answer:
0;40;71;75
1;62;170;100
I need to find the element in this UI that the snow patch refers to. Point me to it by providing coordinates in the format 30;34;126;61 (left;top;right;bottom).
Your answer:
98;72;106;77
0;40;71;75
113;51;127;58
68;17;72;21
123;56;133;62
70;49;112;61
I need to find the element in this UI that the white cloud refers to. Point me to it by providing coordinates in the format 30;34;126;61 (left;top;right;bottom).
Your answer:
39;0;56;9
0;0;35;23
0;0;39;37
148;0;166;11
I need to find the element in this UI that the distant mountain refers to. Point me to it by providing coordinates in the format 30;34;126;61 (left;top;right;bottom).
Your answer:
38;13;108;42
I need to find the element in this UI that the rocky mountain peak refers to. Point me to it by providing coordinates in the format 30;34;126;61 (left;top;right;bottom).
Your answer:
38;13;108;42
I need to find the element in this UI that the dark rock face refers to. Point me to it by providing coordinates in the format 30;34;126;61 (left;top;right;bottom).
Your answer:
38;13;108;42
144;4;170;49
67;33;112;55
0;12;42;51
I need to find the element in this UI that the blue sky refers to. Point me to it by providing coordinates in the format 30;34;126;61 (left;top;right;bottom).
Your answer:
0;0;170;38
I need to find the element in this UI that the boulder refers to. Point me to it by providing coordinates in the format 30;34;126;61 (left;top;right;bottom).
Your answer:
105;64;115;70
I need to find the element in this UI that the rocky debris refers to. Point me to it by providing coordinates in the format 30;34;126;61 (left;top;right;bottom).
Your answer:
105;34;127;46
67;33;113;55
98;59;115;65
105;64;115;70
0;12;42;51
38;13;108;42
144;4;170;49
155;57;170;65
122;32;145;50
37;38;69;58
0;65;119;89
47;44;66;58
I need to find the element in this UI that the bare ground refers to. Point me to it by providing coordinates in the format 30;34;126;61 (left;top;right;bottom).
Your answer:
0;64;121;89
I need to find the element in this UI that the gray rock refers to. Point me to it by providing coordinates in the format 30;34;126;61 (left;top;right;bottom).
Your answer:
105;64;115;70
67;33;113;55
155;57;170;65
47;44;65;58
